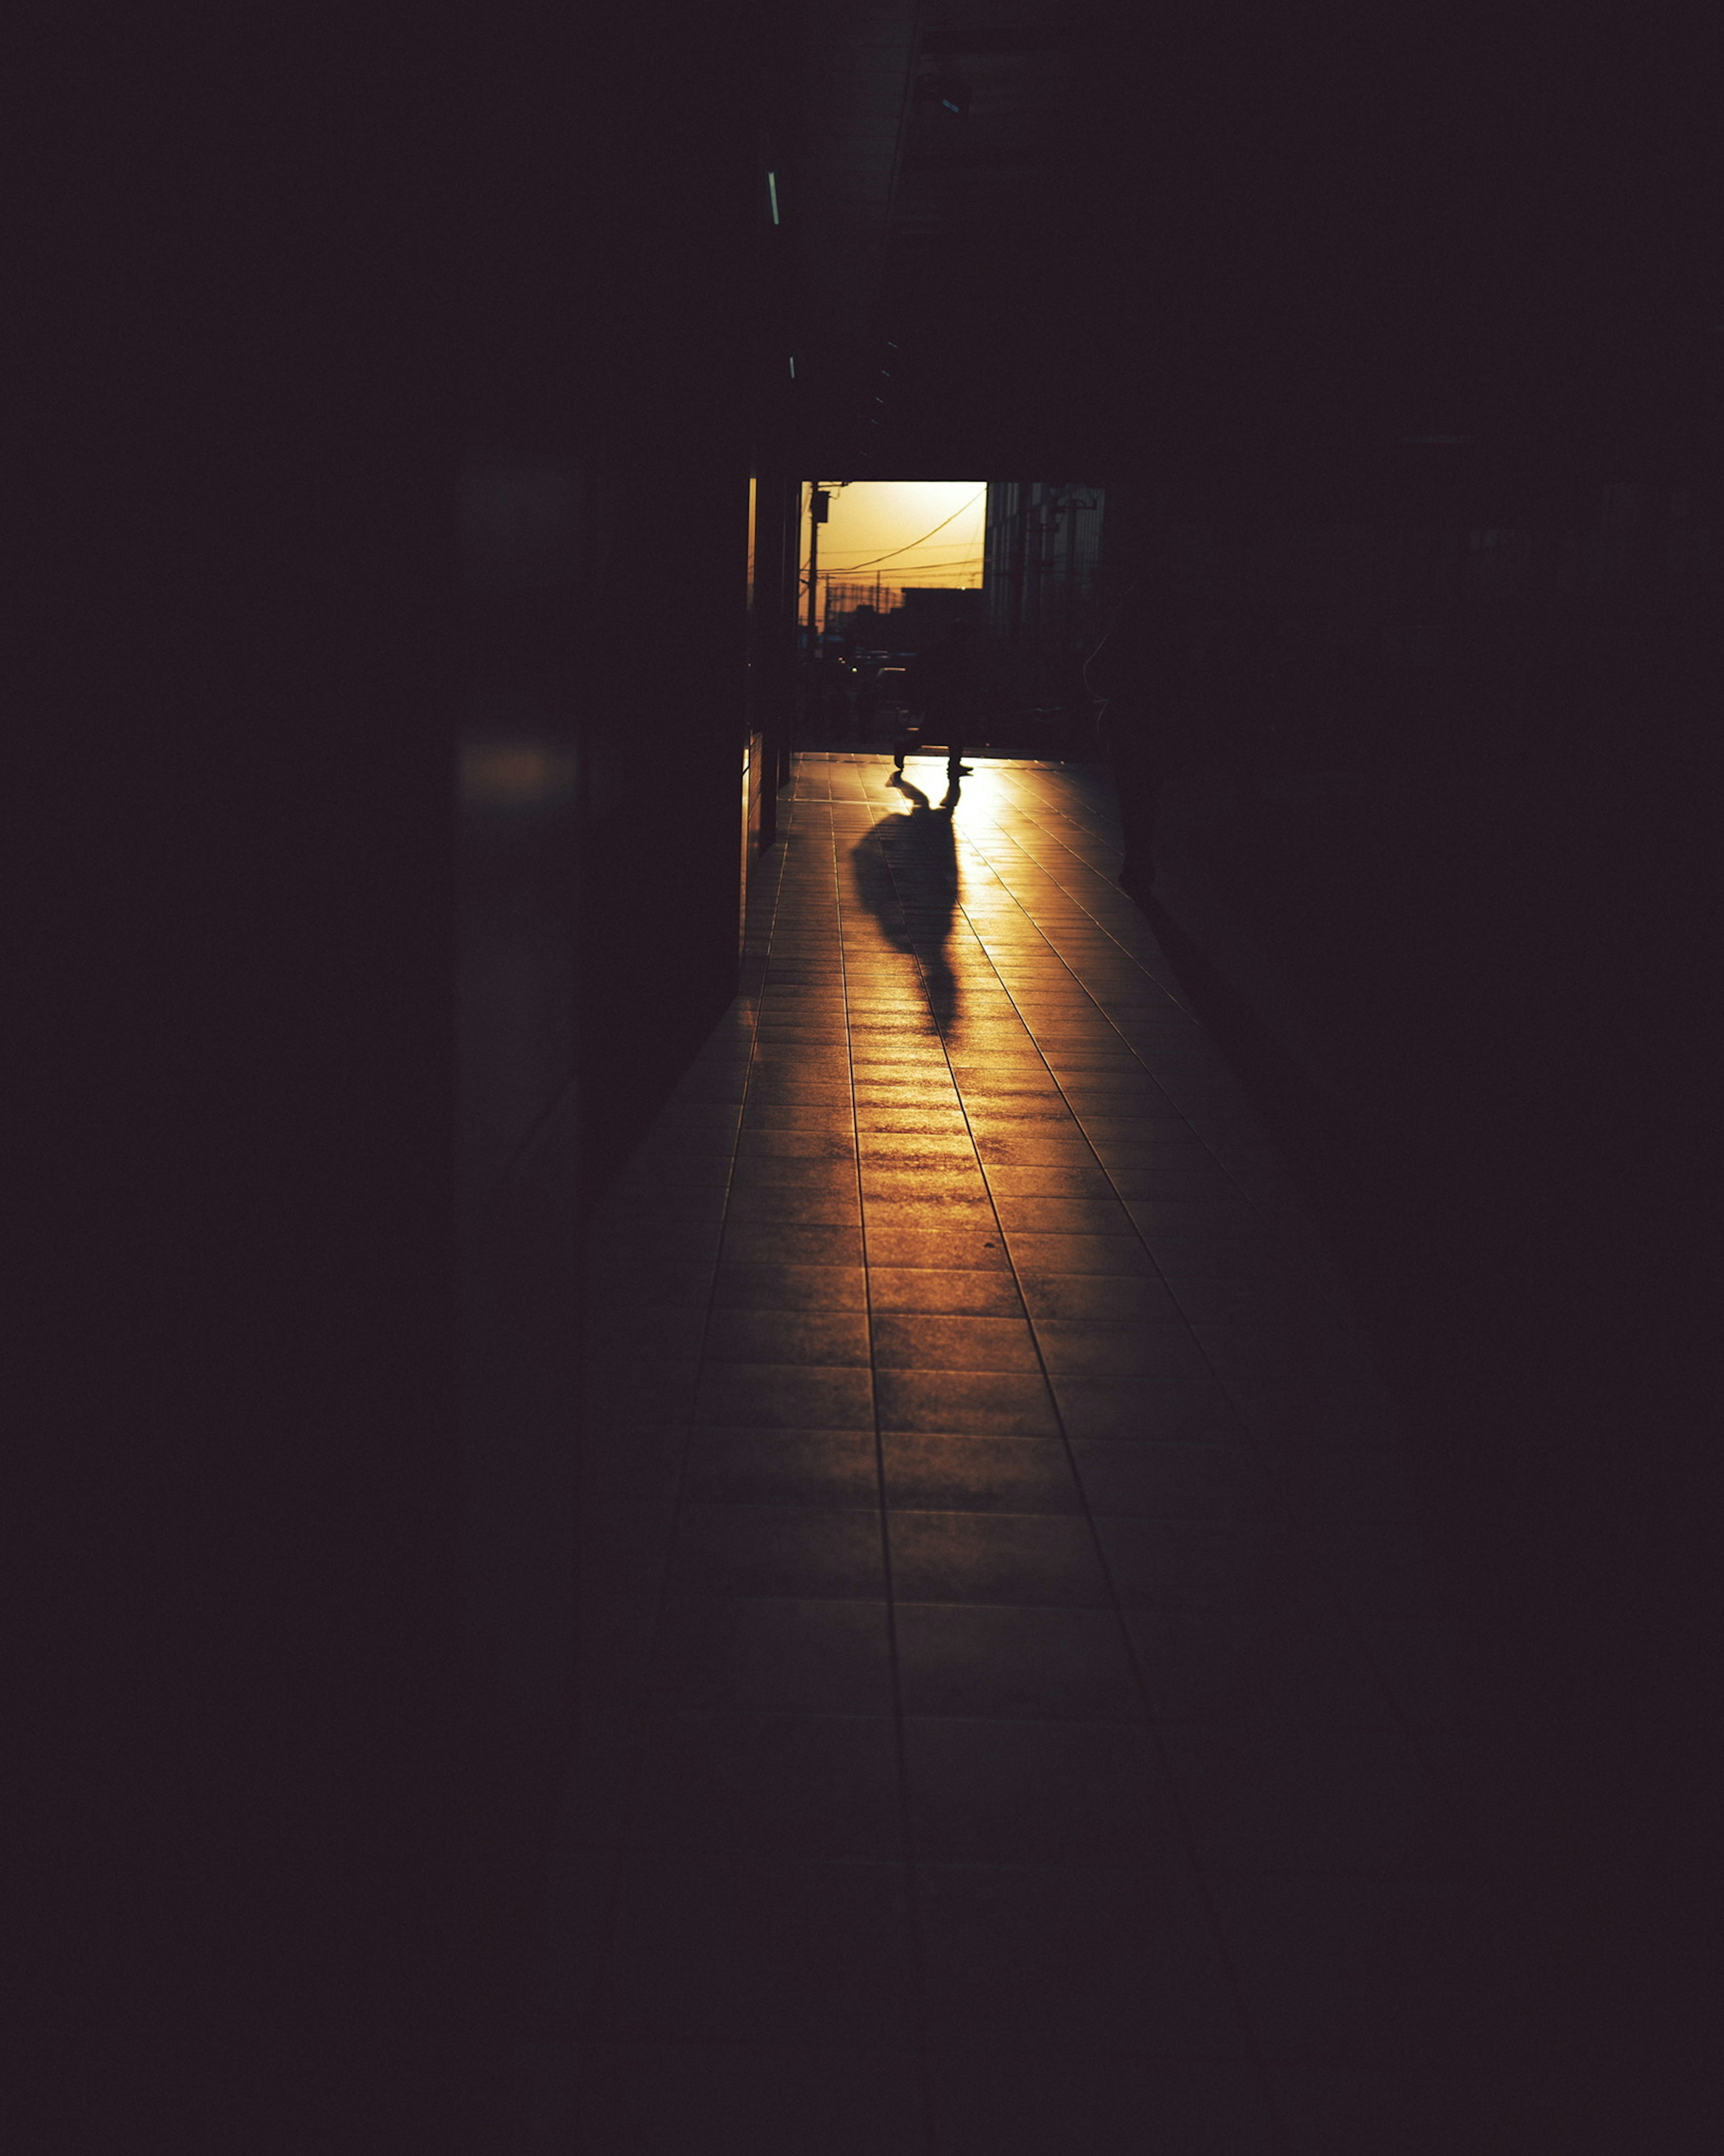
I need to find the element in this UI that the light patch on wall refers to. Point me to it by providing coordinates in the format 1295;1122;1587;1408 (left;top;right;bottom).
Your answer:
461;742;578;810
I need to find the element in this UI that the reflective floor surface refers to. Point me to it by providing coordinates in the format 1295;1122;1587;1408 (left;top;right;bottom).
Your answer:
510;754;1550;2153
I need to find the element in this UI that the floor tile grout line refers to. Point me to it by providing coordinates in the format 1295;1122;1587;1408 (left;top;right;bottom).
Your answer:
954;810;1362;1324
834;790;941;2154
791;774;1504;1880
559;759;1522;2118
974;819;1504;1812
963;785;1520;1909
908;779;1300;2152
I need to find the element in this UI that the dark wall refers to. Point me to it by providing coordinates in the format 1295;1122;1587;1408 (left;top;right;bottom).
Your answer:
21;7;774;2148
832;4;1720;490
1093;476;1721;2145
749;474;804;811
20;16;467;2144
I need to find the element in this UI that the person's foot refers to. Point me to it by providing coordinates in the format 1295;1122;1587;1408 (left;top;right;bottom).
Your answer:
949;764;972;777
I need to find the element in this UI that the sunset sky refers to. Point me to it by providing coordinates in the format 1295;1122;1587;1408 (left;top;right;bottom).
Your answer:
803;481;987;616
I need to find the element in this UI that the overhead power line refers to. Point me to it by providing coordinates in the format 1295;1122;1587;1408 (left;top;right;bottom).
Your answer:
801;553;982;575
820;547;983;564
824;489;986;570
810;564;982;582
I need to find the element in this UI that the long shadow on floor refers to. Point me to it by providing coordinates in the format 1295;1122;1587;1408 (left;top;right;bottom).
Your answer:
847;772;965;1028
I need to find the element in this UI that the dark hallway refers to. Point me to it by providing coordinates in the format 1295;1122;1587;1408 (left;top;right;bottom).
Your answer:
22;4;1719;2152
523;752;1553;2151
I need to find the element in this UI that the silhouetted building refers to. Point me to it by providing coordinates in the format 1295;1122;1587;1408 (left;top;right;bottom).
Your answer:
826;588;909;646
984;481;1106;655
897;584;982;646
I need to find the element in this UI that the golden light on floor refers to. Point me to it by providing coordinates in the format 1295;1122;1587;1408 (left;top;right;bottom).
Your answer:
552;752;1525;2145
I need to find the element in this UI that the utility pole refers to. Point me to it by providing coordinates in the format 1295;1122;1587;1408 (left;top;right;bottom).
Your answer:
807;485;828;650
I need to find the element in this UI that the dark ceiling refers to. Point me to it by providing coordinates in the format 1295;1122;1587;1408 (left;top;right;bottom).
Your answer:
773;0;1720;498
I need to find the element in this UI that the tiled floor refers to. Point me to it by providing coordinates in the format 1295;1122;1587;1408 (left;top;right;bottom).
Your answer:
518;755;1548;2152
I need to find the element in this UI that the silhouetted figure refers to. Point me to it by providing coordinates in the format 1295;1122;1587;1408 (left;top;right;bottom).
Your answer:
891;768;963;811
899;617;987;776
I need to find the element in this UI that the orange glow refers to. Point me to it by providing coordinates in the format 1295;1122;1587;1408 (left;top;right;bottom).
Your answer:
810;481;987;613
461;743;577;809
